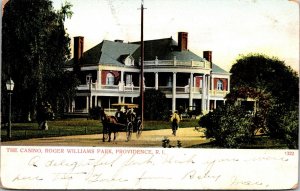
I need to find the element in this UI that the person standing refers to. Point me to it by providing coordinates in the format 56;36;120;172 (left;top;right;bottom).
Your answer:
170;111;180;136
115;107;125;124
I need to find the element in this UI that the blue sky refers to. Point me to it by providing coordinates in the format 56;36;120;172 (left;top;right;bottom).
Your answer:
52;0;299;72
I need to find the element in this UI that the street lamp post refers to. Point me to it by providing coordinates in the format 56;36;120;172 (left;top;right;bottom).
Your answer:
6;78;14;139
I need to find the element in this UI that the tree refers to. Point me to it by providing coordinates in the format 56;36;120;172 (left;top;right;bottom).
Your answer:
228;53;298;148
2;0;78;123
230;53;298;109
141;89;169;120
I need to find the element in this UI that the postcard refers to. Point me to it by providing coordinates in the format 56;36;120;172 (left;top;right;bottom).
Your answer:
1;0;299;190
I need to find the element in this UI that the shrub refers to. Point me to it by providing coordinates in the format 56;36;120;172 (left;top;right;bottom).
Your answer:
267;106;298;149
89;107;102;120
199;105;254;148
142;89;169;120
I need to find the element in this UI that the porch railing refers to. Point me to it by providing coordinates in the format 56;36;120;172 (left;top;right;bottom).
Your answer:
209;90;229;96
143;58;211;69
77;83;140;92
78;83;228;97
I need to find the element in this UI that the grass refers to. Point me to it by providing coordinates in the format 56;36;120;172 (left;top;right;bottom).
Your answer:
188;135;290;149
143;119;199;131
1;118;200;141
1;119;102;141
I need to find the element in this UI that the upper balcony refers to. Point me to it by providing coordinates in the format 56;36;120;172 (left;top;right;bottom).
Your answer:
142;57;212;69
77;82;139;92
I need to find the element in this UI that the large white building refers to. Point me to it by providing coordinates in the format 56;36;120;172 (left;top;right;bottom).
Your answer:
66;32;231;114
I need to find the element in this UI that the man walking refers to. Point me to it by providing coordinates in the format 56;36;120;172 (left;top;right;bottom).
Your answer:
170;111;180;136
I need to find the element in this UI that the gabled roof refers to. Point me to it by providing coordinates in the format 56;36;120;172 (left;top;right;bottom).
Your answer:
67;37;230;74
67;40;139;66
212;63;230;74
99;40;139;65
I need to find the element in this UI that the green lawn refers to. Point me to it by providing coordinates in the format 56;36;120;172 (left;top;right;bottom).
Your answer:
1;118;199;141
188;135;290;149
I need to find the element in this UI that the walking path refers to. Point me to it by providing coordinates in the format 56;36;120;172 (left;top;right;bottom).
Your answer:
1;127;209;148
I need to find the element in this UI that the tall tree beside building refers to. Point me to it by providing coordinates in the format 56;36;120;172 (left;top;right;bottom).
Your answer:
230;53;298;109
2;0;78;122
229;53;298;148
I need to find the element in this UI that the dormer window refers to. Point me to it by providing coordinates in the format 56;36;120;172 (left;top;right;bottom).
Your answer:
119;54;134;66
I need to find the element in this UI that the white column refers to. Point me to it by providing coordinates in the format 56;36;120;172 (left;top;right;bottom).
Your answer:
118;96;121;103
227;77;230;92
72;99;75;112
206;75;210;111
94;96;97;107
172;72;177;112
155;72;159;90
86;96;89;112
90;95;93;108
201;74;206;113
189;73;193;109
214;100;217;109
97;69;102;89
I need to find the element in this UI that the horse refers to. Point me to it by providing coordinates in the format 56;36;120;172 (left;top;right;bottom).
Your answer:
99;109;119;142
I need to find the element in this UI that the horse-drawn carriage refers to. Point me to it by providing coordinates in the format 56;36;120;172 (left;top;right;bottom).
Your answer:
100;103;143;142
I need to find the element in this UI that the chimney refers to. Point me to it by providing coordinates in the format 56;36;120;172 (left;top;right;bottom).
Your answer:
74;36;84;65
178;32;188;51
114;39;124;43
203;51;212;63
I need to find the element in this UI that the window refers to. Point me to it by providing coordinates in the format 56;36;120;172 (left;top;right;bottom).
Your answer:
217;80;223;90
106;73;115;85
167;76;172;87
86;74;92;84
126;74;133;86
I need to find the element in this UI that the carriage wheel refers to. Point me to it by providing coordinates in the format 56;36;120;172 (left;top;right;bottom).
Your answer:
126;122;133;141
136;120;142;139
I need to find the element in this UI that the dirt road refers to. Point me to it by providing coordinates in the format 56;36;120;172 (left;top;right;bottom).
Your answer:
1;127;209;148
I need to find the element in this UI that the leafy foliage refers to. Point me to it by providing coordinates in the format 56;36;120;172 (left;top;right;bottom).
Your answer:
2;0;78;121
89;107;102;120
267;105;298;149
199;105;254;148
226;86;274;132
143;89;170;120
230;53;298;109
228;54;298;149
162;137;182;148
